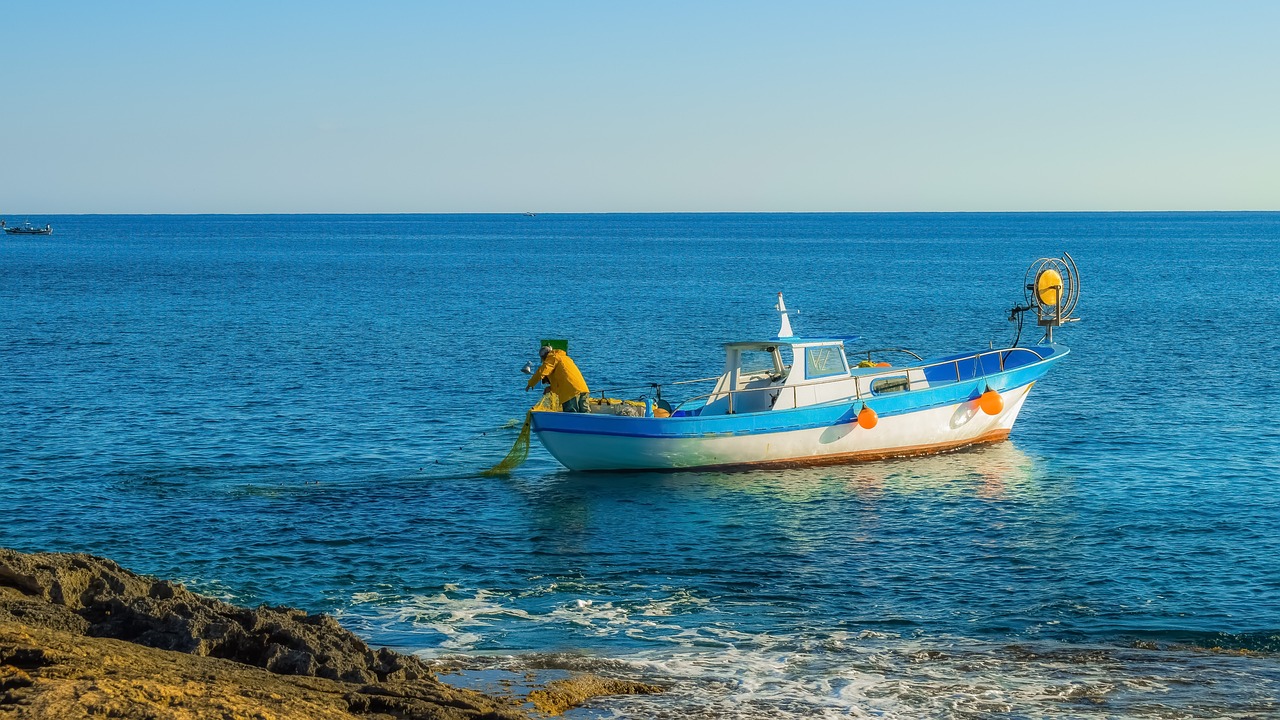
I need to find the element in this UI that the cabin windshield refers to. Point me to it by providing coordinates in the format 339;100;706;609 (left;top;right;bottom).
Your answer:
739;350;783;381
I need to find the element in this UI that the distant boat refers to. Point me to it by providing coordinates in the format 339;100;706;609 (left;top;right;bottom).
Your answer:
2;220;53;235
524;211;537;217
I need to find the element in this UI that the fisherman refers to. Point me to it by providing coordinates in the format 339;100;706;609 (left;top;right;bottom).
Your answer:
526;345;591;413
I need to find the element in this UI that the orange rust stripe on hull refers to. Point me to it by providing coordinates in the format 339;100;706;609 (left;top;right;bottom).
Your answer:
633;428;1013;473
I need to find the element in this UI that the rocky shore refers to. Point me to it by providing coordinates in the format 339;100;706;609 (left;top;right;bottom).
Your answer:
0;548;658;719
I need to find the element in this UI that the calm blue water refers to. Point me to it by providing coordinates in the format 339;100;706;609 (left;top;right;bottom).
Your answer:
2;213;1278;718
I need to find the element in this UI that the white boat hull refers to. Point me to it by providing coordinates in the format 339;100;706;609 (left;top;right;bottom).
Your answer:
535;383;1034;472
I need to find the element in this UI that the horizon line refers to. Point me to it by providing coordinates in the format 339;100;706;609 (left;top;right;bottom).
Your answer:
4;209;1279;217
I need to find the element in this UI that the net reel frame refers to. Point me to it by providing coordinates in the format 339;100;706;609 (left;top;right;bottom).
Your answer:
1008;251;1080;343
1010;252;1080;344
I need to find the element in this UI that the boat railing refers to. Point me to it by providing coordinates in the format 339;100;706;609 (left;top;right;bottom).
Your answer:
671;375;855;415
666;375;724;387
668;346;1047;415
856;347;925;362
593;375;722;401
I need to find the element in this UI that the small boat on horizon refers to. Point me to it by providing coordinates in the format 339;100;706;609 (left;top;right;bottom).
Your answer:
524;254;1080;472
2;220;53;235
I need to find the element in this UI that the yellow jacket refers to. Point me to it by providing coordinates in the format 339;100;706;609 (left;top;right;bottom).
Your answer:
526;349;590;399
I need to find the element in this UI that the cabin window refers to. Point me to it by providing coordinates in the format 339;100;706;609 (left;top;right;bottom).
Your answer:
871;376;911;394
805;346;846;379
740;350;778;375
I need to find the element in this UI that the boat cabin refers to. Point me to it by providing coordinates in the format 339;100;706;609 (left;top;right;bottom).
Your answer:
700;338;884;415
654;294;1053;419
677;337;1051;417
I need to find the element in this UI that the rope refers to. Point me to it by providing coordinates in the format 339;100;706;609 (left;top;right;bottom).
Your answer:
593;376;721;398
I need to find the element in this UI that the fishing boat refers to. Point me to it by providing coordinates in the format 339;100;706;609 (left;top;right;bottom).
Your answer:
2;220;53;235
528;254;1080;472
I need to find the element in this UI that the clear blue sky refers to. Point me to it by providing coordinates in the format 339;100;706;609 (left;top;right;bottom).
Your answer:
2;1;1276;213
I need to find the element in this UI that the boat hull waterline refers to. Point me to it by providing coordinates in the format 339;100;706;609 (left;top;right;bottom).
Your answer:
532;349;1062;471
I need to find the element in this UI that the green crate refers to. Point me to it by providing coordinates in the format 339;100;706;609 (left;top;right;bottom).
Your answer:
539;338;569;352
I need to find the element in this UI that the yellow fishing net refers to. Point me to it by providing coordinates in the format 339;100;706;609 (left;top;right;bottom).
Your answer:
482;392;561;476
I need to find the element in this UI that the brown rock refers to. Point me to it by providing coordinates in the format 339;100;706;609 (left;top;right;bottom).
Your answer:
0;548;432;685
1;621;491;719
0;549;525;718
0;548;662;718
527;674;662;716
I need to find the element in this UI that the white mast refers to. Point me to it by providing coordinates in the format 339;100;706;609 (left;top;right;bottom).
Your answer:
776;292;794;338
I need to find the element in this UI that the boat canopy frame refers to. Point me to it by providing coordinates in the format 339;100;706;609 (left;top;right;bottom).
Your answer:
672;345;1049;416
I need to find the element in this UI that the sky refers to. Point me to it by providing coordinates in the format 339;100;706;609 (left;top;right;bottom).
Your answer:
2;1;1277;213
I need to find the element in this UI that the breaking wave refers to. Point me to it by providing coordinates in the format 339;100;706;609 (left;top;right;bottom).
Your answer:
337;586;1280;719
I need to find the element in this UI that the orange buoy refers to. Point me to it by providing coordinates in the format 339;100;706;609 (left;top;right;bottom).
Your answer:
857;405;878;429
874;361;891;367
979;388;1003;415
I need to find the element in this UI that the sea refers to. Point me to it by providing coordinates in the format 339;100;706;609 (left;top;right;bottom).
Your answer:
2;213;1278;718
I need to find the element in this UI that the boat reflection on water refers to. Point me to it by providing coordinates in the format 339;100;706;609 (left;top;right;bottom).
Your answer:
506;441;1053;558
834;441;1041;501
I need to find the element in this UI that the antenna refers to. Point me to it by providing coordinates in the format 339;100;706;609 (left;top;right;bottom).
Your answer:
1009;252;1081;344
